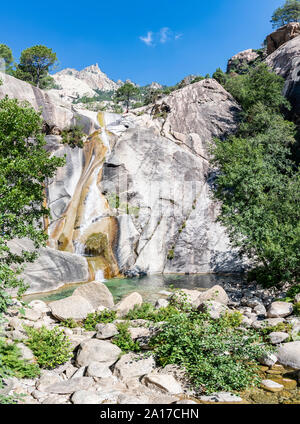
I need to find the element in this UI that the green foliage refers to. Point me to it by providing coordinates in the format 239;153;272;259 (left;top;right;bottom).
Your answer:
61;318;78;329
16;45;57;88
271;0;300;29
114;83;141;112
287;284;300;299
212;68;227;85
61;125;85;149
211;64;300;286
294;302;300;316
150;311;272;394
0;338;40;379
167;249;175;261
125;302;180;322
0;97;64;313
0;44;14;74
24;326;72;369
112;322;141;353
83;310;117;331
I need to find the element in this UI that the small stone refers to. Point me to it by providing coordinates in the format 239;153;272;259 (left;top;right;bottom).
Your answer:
282;378;297;390
86;362;112;378
71;390;102;404
143;373;182;394
258;353;278;367
42;377;94;394
261;379;284;392
114;353;155;380
70;366;86;379
23;308;42;322
199;392;243;403
269;332;290;344
16;343;35;362
28;300;50;314
95;323;118;339
294;293;300;303
155;298;169;309
254;304;267;316
267;302;293;318
198;300;228;319
128;327;150;340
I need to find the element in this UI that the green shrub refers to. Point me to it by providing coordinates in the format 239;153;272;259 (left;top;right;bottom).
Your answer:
61;125;85;149
0;338;40;379
112;322;141;353
24;326;72;369
294;302;300;316
149;311;272;394
125;302;180;323
60;318;78;329
83;310;117;331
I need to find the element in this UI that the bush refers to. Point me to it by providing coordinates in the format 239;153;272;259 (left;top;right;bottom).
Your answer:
0;338;40;379
112;322;141;353
61;125;85;149
125;302;180;323
83;310;117;331
150;311;272;394
24;326;72;369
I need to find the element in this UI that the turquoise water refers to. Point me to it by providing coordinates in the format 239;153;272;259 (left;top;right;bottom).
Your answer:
23;273;244;304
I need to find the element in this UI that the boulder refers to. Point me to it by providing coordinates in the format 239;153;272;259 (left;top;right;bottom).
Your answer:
115;292;143;317
258;353;278;367
267;302;294;318
252;318;285;330
73;281;114;309
142;373;182;394
269;332;290;345
23;308;42;322
198;300;228;319
128;327;150;340
113;353;155;380
8;239;89;295
27;300;50;314
276;341;300;370
95;323;119;339
49;295;94;321
37;373;62;392
86;362;112;379
42;377;94;394
194;285;229;306
76;339;121;367
155;298;169;309
71;390;102;404
266;23;300;55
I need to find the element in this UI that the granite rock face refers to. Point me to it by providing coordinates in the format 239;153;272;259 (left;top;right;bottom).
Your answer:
265;34;300;120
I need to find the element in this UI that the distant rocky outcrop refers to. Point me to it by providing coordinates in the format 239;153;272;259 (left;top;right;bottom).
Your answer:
49;63;122;103
227;49;260;73
266;22;300;55
265;34;300;121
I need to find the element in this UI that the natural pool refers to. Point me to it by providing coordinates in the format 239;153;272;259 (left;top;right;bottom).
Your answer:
23;273;244;304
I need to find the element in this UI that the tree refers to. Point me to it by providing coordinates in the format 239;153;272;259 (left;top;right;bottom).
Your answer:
212;68;227;86
271;0;300;29
0;44;13;73
0;97;64;312
211;64;300;286
114;83;140;113
17;45;57;88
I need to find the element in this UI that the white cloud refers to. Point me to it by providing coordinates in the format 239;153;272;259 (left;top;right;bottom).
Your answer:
160;27;170;44
139;28;183;46
139;31;153;46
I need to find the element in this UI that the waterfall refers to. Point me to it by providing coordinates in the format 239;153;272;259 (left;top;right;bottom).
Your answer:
95;269;105;282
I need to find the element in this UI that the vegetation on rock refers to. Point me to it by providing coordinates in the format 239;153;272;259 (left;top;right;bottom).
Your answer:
211;63;300;287
271;0;300;29
24;326;72;369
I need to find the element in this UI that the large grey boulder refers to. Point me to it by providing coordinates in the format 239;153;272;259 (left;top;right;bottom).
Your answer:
95;323;119;339
276;341;300;370
198;300;229;319
49;295;94;321
142;373;182;394
115;292;143;317
8;239;89;294
76;339;121;367
73;281;114;309
194;285;229;307
113;353;155;380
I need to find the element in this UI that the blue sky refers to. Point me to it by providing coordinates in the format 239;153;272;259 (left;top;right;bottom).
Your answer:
1;0;284;86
